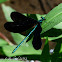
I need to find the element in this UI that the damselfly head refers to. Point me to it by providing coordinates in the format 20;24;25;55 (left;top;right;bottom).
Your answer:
41;17;46;20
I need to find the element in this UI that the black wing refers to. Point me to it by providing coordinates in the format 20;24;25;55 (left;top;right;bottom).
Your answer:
32;23;42;50
11;12;29;22
4;12;38;33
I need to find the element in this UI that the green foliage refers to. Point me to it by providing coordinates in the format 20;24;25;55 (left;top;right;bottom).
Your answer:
51;42;62;62
54;22;62;29
11;33;25;44
2;45;41;57
40;37;50;62
41;3;62;34
0;38;7;46
0;3;62;62
0;0;8;3
1;4;15;22
0;59;24;62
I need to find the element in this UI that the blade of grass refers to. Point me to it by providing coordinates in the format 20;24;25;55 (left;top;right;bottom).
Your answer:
51;41;62;62
40;37;50;62
41;3;62;34
42;34;62;41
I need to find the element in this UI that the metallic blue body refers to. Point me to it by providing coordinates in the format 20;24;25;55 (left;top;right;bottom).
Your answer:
12;17;45;53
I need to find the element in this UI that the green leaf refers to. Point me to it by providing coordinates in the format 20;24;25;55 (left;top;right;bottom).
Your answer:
41;28;62;41
60;43;62;53
41;3;62;34
0;0;8;3
0;59;24;62
0;38;7;46
40;37;50;62
42;34;62;41
54;22;62;29
51;41;62;62
1;4;15;22
11;33;25;44
2;45;41;57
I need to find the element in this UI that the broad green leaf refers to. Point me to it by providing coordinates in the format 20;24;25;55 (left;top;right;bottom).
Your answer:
0;59;24;62
41;3;62;34
11;33;25;44
2;45;41;57
40;37;50;62
1;4;15;22
0;0;8;3
54;22;62;29
0;38;7;46
36;14;62;29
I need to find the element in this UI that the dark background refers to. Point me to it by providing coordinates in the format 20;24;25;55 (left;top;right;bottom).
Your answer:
0;0;62;45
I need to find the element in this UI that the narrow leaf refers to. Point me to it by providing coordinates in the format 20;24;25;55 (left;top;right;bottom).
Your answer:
51;42;62;62
41;3;62;34
40;37;50;62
